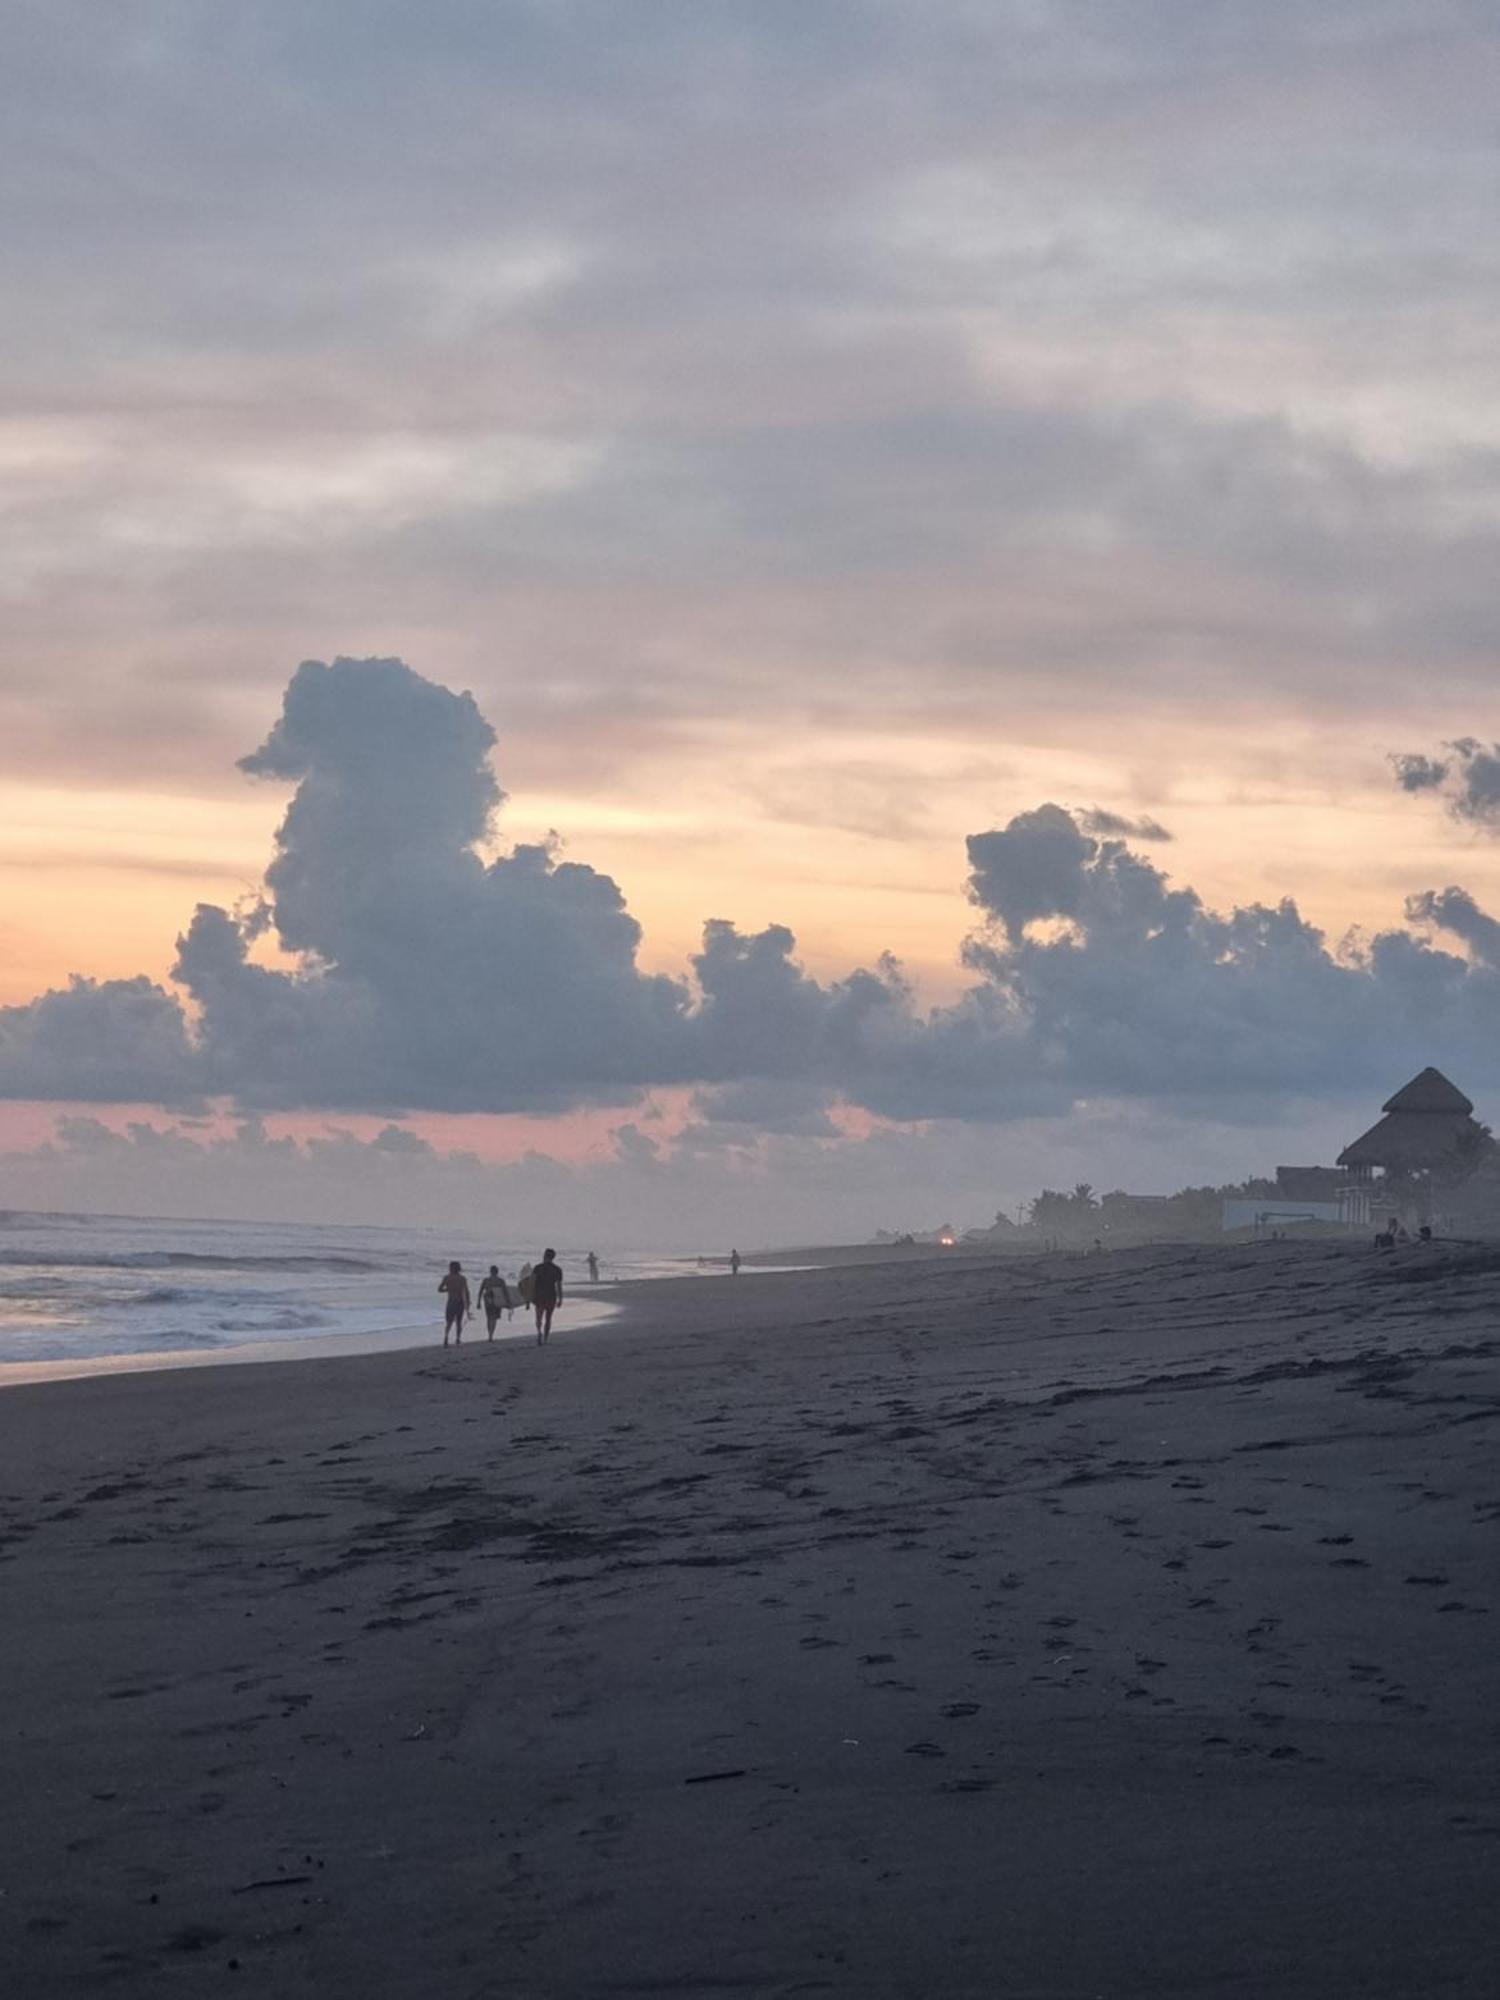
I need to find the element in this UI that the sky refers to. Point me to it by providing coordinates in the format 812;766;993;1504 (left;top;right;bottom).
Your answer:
3;2;1500;1245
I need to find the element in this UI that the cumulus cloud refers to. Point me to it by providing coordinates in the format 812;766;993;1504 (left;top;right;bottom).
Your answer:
1076;808;1173;843
8;656;1500;1126
955;801;1500;1108
0;976;198;1105
689;1079;843;1142
1392;739;1500;829
172;657;689;1111
1405;886;1500;970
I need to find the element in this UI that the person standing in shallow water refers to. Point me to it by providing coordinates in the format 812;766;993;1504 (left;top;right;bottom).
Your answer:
531;1248;563;1344
586;1250;599;1283
438;1261;470;1346
730;1247;742;1277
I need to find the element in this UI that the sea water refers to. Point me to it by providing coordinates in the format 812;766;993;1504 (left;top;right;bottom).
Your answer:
0;1208;710;1380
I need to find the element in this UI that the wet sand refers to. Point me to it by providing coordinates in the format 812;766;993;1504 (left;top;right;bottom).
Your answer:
2;1239;1497;1997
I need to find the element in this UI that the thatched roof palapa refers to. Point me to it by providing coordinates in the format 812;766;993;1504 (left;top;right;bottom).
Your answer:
1378;1068;1473;1117
1337;1067;1483;1174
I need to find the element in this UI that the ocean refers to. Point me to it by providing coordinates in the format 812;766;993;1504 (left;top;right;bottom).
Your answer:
0;1209;713;1383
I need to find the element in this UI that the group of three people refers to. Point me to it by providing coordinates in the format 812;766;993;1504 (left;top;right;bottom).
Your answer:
438;1248;564;1347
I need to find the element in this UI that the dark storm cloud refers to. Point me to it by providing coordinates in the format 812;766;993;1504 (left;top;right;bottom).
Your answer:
8;657;1500;1122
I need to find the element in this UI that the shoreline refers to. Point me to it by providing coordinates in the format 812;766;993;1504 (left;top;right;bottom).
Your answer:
0;1251;817;1392
0;1293;625;1390
0;1237;826;1392
4;1235;1497;1994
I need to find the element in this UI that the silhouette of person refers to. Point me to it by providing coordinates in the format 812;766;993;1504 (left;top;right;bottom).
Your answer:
476;1265;513;1339
531;1248;563;1344
438;1261;470;1346
586;1250;599;1283
730;1248;742;1277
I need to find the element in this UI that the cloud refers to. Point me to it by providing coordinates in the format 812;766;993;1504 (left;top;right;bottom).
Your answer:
1405;886;1500;970
1076;808;1173;843
1391;751;1451;794
6;0;1500;820
956;801;1500;1108
0;976;198;1105
9;656;1500;1128
0;1094;1393;1250
963;805;1101;944
172;657;690;1111
1393;738;1500;829
689;1079;843;1141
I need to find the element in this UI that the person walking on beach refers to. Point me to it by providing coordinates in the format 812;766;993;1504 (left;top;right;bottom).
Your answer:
476;1265;513;1339
438;1261;471;1346
730;1247;742;1277
586;1250;599;1283
531;1248;563;1344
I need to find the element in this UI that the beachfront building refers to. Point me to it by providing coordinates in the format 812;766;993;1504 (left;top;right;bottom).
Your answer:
1220;1166;1354;1235
1336;1067;1489;1226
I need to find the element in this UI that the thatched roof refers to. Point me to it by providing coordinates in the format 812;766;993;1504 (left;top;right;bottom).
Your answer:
1380;1067;1473;1116
1338;1069;1482;1173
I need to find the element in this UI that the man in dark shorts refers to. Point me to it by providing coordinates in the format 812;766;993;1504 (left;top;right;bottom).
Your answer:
531;1248;563;1345
438;1261;471;1346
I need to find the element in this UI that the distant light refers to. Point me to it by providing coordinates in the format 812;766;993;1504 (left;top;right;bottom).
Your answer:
939;1232;955;1247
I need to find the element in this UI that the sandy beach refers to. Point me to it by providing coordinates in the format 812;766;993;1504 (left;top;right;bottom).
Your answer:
3;1238;1498;1997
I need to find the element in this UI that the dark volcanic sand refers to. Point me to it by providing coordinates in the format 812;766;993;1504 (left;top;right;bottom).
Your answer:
2;1238;1497;1997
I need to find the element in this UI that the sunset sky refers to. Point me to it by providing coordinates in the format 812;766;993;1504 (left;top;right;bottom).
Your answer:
4;3;1500;1241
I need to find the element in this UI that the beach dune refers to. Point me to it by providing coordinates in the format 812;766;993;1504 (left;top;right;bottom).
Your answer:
2;1238;1497;1997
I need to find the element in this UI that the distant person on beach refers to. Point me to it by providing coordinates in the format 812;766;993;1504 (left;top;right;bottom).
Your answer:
730;1248;742;1277
477;1265;513;1339
586;1250;599;1283
531;1248;563;1344
438;1261;470;1346
517;1262;534;1307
